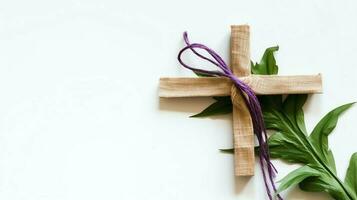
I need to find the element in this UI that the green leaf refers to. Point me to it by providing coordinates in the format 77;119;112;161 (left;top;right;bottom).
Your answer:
265;101;357;199
345;153;357;197
194;71;214;77
213;96;231;101
268;131;313;164
327;149;337;173
310;103;355;166
259;95;283;112
277;165;320;194
219;148;234;153
251;46;279;75
283;94;308;135
190;97;232;117
299;176;327;192
266;100;357;199
299;175;351;200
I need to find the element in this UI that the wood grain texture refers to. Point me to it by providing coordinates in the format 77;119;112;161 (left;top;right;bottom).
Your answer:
230;25;254;176
231;25;251;77
159;74;322;97
231;86;255;176
159;77;231;97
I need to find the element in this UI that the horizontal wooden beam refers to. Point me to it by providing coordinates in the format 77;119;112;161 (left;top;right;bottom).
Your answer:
159;74;322;97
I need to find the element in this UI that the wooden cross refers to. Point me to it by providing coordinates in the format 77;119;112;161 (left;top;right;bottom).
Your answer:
159;25;322;176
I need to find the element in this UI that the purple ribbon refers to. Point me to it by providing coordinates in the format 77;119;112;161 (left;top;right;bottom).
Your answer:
177;32;282;200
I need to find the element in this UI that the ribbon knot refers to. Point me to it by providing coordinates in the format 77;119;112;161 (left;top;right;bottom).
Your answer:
177;32;282;200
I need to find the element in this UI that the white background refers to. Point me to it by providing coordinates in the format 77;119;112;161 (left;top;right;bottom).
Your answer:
0;0;357;199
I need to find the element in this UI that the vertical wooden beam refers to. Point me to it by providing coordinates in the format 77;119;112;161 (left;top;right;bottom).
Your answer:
230;25;255;176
